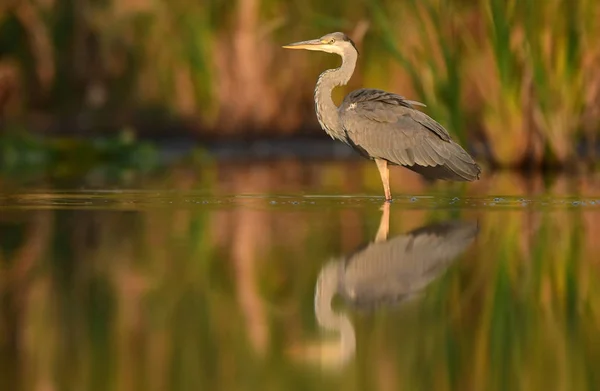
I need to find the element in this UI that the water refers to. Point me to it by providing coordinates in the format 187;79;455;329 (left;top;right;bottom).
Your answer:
1;160;600;391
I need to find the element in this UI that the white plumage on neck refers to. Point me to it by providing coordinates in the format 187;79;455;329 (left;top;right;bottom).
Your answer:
313;48;358;142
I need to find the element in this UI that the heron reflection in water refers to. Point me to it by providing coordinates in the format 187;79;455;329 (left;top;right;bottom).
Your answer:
313;203;479;366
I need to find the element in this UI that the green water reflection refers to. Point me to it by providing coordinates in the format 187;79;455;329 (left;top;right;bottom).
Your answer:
1;162;600;391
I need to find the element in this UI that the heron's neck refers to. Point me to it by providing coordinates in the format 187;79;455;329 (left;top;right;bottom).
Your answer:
314;51;357;142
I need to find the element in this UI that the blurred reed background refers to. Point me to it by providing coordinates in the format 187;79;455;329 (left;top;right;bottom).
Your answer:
1;0;600;170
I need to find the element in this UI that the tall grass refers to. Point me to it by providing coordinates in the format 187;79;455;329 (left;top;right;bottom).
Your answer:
370;0;467;144
523;0;591;165
371;0;600;167
479;0;533;167
1;0;600;167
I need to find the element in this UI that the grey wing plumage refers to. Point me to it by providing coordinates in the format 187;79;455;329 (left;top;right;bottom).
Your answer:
339;89;481;181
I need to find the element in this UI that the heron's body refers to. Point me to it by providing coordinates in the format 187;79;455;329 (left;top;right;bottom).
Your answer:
284;32;481;200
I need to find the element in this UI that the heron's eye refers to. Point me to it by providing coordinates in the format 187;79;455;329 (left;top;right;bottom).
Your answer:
328;38;335;44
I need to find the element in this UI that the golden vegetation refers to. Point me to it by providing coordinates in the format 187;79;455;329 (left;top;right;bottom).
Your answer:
1;0;600;168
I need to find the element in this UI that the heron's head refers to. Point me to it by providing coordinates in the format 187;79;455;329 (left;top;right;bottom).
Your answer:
283;32;358;56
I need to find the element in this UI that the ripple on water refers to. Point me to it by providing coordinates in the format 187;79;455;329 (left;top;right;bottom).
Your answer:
0;191;599;211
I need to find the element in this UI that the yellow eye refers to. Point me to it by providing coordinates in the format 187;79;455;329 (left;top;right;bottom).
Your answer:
329;38;335;44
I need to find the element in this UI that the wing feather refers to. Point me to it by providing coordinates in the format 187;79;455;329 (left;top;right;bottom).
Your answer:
422;140;444;165
411;144;427;166
418;143;437;166
340;89;481;181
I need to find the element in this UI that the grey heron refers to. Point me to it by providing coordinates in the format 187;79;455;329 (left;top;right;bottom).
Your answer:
283;32;481;200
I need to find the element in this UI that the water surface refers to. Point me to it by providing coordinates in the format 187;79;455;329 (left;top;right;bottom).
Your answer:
1;160;599;391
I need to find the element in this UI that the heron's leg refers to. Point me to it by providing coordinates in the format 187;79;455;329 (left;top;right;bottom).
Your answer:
375;158;392;201
375;201;390;243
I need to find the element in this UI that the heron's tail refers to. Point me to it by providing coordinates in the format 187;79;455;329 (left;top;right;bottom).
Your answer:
441;141;481;181
406;141;481;182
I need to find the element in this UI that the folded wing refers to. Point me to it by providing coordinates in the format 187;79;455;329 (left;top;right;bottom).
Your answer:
339;89;481;181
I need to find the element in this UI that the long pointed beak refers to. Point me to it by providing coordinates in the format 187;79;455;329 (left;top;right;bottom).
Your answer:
282;39;323;50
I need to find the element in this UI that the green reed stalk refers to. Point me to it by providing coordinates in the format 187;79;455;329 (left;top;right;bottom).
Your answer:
480;0;533;167
522;0;586;165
